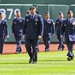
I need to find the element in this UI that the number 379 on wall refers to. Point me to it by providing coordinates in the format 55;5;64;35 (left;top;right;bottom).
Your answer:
0;8;20;19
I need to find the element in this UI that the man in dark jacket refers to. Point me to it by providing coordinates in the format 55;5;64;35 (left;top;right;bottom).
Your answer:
55;12;65;51
61;10;75;61
12;9;24;54
23;6;44;64
0;12;9;54
43;12;55;52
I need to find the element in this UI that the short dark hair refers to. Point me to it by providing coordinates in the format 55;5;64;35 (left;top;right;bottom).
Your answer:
67;10;73;14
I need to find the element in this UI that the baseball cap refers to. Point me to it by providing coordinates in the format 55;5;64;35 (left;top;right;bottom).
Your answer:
15;9;20;13
30;6;36;10
59;11;63;15
45;12;50;15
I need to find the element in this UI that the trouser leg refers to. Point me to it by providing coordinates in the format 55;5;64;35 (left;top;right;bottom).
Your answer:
25;39;33;59
45;35;51;51
66;41;74;58
15;36;22;53
57;35;64;51
32;39;38;62
43;35;46;50
65;36;74;60
35;40;40;52
0;35;5;54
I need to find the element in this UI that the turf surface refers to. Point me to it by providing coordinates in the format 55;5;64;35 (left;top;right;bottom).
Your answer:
0;51;75;75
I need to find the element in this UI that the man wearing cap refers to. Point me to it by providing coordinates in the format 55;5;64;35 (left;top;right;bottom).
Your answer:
55;12;65;51
43;12;55;52
0;12;9;54
26;10;30;16
12;9;25;54
61;10;75;61
23;6;43;64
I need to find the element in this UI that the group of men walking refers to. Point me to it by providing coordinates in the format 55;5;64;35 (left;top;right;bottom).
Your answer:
0;6;75;64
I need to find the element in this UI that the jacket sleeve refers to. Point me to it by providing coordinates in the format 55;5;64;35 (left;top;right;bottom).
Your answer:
51;20;55;34
5;20;9;36
12;19;15;34
38;15;44;36
22;18;25;25
61;21;65;35
55;20;57;33
23;17;27;35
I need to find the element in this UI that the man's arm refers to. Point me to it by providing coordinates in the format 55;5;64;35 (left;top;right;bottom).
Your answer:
60;21;65;38
38;15;44;38
23;17;27;37
5;20;9;38
55;20;58;33
12;19;15;36
51;20;55;36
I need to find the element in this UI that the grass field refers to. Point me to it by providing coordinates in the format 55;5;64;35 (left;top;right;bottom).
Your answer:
0;51;75;75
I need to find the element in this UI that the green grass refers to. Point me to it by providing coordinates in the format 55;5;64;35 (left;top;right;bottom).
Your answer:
0;51;75;75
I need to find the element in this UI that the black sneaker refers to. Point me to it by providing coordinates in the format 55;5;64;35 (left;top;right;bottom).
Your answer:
58;48;61;51
45;49;49;52
29;58;33;63
32;61;37;64
15;51;22;54
67;57;73;61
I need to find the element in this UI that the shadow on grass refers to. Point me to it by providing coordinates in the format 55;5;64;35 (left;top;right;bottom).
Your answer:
0;62;30;64
39;59;67;61
0;60;67;64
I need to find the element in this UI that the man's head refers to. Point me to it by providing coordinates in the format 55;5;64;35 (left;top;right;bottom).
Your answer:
67;10;73;19
30;6;36;15
59;12;64;19
45;12;50;19
0;12;3;20
26;10;30;16
15;9;21;18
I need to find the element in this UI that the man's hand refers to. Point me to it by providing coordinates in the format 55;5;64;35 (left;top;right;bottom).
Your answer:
12;33;14;36
6;35;9;38
22;35;25;39
38;36;42;39
60;35;63;38
52;34;54;36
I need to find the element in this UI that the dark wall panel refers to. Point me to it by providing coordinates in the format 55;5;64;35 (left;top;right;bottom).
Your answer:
37;5;49;18
1;0;75;5
50;5;69;21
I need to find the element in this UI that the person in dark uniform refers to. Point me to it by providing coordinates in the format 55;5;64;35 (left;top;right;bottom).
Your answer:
0;12;9;54
61;10;75;61
43;12;55;52
23;6;43;64
26;10;30;16
55;12;65;51
12;9;25;54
